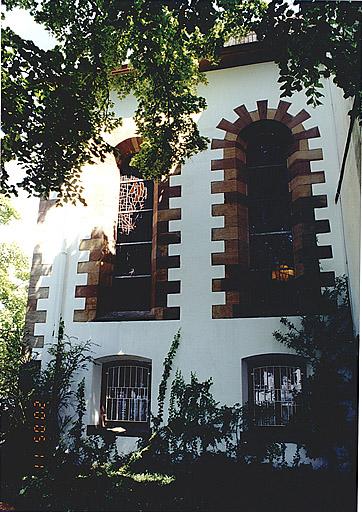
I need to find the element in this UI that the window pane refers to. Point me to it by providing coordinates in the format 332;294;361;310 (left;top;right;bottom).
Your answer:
244;121;294;281
105;364;150;423
252;365;302;426
248;165;291;233
117;211;153;243
114;243;152;276
112;276;151;311
248;166;289;199
250;232;294;273
249;198;292;234
119;178;153;213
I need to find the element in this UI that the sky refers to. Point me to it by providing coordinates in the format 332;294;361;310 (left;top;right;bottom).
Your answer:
2;7;57;50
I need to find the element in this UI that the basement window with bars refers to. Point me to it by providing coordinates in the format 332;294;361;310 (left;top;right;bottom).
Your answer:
241;353;307;428
112;155;154;311
101;360;151;435
251;365;302;427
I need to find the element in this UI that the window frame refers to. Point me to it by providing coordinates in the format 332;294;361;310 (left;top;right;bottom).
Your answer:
97;153;157;319
244;120;295;281
99;359;152;437
242;354;306;440
114;157;154;312
211;100;332;320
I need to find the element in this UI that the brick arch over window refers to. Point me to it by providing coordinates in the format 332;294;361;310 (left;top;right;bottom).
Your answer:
114;136;142;168
211;99;334;319
74;137;181;322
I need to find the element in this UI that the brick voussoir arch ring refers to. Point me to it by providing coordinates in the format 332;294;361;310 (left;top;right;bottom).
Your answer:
74;136;181;322
211;99;335;319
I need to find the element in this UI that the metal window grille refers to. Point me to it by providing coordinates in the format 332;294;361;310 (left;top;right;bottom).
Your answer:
118;176;151;235
105;365;150;423
225;32;257;46
114;173;154;311
252;365;302;426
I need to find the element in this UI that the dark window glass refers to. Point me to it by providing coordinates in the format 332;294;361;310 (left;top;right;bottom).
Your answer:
243;120;294;279
117;211;153;243
113;154;154;311
112;277;152;311
247;134;288;167
115;243;152;277
250;233;294;273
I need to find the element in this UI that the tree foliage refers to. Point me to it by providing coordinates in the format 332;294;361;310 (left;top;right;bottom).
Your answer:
273;277;357;467
2;1;360;202
0;195;30;429
256;0;361;111
36;321;94;446
165;371;241;459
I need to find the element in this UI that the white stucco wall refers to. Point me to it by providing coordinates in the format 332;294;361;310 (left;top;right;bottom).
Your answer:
31;59;352;450
328;84;360;333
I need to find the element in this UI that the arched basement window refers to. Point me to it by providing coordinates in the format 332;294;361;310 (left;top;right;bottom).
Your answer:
242;354;305;430
113;155;154;311
244;120;295;282
100;358;152;436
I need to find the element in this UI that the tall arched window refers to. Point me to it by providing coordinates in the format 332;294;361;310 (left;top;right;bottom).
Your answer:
244;120;294;278
211;100;332;319
112;155;154;312
241;120;296;312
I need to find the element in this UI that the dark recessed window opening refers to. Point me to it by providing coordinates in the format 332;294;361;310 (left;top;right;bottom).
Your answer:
245;120;294;280
239;120;297;314
112;155;154;312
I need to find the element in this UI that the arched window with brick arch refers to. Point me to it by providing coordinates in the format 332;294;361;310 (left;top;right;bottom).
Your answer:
74;136;182;322
211;100;334;319
242;119;296;312
113;150;155;312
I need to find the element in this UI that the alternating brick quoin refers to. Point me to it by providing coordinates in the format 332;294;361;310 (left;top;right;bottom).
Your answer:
24;199;56;348
211;99;334;319
74;137;181;322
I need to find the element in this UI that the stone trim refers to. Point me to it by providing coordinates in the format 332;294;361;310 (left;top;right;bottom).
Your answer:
114;137;142;168
74;141;181;322
73;227;108;322
211;99;334;319
24;199;56;347
151;174;181;320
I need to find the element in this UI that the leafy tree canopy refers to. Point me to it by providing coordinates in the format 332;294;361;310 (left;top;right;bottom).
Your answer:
273;277;357;466
1;0;361;202
0;195;30;430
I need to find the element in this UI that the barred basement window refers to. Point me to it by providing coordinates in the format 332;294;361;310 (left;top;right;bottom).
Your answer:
251;364;302;427
113;155;154;311
101;360;151;434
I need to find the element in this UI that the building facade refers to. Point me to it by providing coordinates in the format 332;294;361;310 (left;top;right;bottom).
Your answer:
24;41;360;451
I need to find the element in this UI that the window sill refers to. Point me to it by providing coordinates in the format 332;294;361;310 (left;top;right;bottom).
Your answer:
95;311;155;322
87;424;150;438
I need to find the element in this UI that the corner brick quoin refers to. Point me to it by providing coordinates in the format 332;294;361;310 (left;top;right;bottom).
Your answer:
74;138;181;322
211;99;334;319
24;198;56;348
